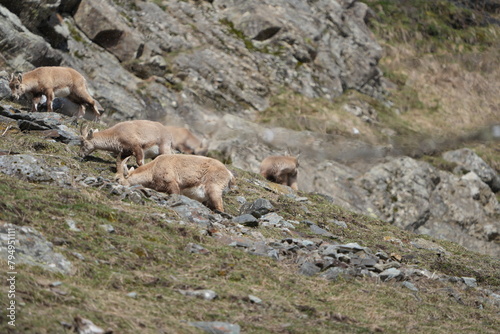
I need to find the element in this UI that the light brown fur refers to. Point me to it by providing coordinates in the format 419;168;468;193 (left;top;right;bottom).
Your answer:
9;66;100;119
165;126;208;155
79;120;174;168
116;154;234;212
260;155;299;190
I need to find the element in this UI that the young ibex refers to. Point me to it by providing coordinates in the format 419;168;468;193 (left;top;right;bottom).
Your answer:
9;66;101;119
79;120;174;167
165;126;208;155
260;155;299;190
116;154;234;212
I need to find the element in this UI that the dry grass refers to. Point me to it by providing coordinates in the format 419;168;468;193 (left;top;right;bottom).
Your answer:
380;44;500;137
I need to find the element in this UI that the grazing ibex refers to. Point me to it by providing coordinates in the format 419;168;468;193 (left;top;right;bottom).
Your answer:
116;154;234;212
9;66;101;119
79;120;174;167
165;126;208;155
260;155;299;190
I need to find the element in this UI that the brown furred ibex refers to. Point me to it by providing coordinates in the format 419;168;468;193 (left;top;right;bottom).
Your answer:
116;154;234;212
9;66;101;119
165;126;208;155
260;155;299;190
79;120;174;167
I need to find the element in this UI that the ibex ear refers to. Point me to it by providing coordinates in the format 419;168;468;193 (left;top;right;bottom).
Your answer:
88;129;94;140
9;73;14;82
17;74;22;83
79;124;88;138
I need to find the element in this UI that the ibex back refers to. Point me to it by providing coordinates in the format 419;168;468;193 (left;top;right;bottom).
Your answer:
165;126;208;155
9;66;100;120
79;120;174;168
116;154;234;212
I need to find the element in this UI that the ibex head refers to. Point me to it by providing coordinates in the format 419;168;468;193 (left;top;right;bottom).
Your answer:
114;155;133;185
78;124;97;157
9;73;24;100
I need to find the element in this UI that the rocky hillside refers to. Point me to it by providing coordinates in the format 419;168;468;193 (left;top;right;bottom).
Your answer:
1;0;498;256
0;106;499;333
0;0;499;332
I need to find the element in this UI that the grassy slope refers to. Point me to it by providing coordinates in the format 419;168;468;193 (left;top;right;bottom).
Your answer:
1;1;499;332
0;118;499;333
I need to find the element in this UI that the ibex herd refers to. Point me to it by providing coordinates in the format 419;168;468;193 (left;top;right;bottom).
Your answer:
9;66;300;212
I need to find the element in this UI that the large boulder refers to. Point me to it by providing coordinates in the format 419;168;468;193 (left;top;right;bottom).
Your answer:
0;0;60;33
74;0;144;62
357;157;500;256
0;5;62;69
442;148;500;192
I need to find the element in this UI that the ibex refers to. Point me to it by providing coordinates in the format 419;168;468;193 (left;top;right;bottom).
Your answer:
260;155;299;190
165;126;208;155
79;120;174;167
116;154;234;212
9;66;101;119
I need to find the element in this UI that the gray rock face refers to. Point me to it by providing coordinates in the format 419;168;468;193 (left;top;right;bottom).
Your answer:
0;0;61;33
0;154;72;186
442;148;500;192
74;0;143;62
0;0;385;122
0;5;61;68
239;198;274;218
358;157;500;256
0;106;81;143
0;223;73;274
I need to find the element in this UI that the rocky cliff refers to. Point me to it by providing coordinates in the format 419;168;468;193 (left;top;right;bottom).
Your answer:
0;0;498;256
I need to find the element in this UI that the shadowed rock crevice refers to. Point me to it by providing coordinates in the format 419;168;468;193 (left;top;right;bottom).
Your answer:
93;29;124;48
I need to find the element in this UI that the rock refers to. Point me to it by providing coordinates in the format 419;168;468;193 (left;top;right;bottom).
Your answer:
0;5;62;68
0;0;60;33
442;148;500;192
308;223;336;238
185;243;211;255
248;295;262;304
320;267;349;281
66;219;81;232
99;224;115;233
379;268;402;281
126;292;138;299
232;214;259;227
375;250;389;260
72;315;111;334
402;281;419;292
0;108;81;143
329;219;348;229
179;289;218;301
239;198;274;218
338;242;365;252
188;321;240;334
373;262;401;273
462;277;478;288
74;0;144;62
0;223;73;274
162;194;221;227
260;212;283;226
299;261;321;276
0;154;72;186
358;156;500;256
